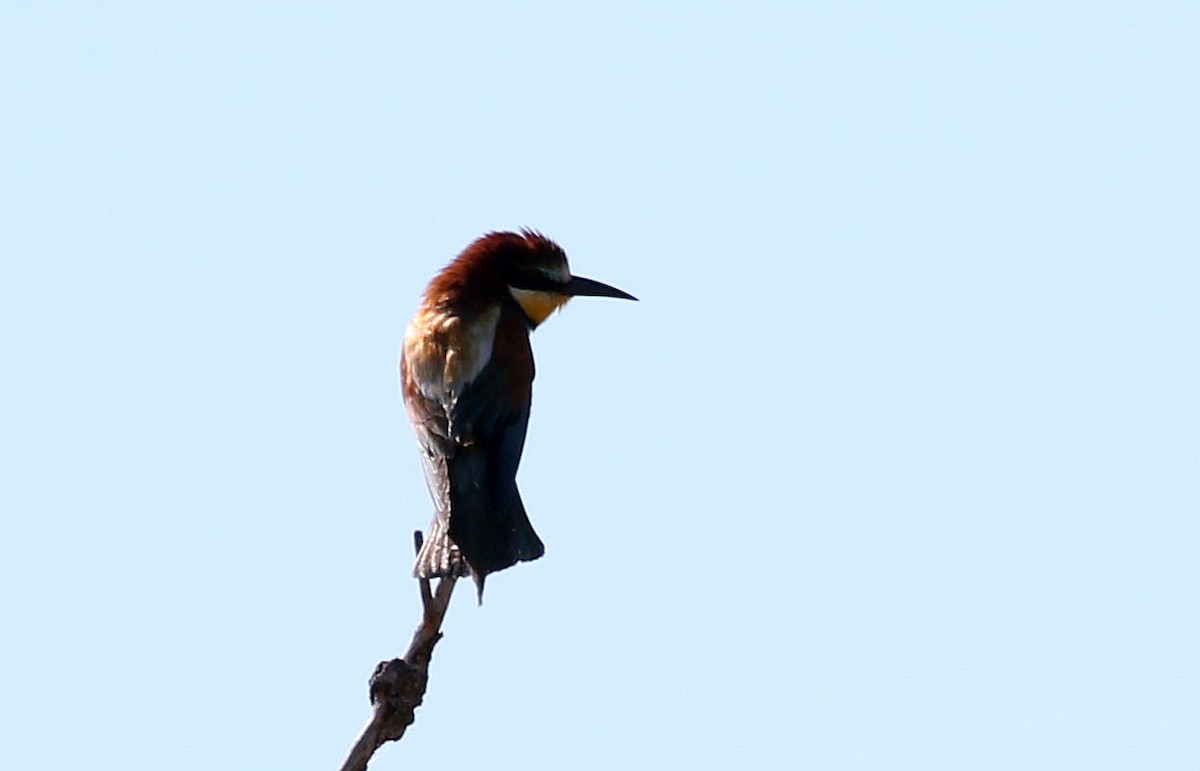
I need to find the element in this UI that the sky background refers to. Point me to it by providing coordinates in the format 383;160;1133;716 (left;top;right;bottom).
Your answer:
2;2;1198;769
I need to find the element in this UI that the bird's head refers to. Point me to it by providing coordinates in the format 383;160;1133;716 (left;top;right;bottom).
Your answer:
429;230;636;327
505;229;636;327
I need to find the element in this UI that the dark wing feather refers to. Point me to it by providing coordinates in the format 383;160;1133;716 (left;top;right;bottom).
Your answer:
445;346;543;579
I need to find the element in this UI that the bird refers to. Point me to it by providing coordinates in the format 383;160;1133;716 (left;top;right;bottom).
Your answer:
400;230;636;601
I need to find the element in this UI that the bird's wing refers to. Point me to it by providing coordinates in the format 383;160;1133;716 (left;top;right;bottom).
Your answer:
404;305;543;582
442;308;542;575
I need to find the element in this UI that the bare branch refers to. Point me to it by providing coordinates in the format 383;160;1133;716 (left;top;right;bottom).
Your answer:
338;531;457;771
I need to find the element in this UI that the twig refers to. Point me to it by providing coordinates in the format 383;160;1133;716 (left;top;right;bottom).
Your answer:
338;531;457;771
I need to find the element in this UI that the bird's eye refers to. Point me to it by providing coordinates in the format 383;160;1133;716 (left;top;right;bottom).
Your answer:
510;272;562;292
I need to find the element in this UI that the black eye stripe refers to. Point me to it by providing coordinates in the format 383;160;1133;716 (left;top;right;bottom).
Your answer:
509;273;563;292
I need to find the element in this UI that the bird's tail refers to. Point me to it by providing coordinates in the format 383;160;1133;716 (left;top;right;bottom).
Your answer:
413;496;545;604
455;493;544;603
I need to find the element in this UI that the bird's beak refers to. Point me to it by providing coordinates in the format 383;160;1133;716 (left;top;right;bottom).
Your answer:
563;275;638;301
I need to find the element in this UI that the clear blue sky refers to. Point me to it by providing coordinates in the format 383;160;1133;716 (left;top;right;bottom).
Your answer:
3;3;1197;769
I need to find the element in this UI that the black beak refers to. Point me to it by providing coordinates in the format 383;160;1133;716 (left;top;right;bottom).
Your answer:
563;275;638;301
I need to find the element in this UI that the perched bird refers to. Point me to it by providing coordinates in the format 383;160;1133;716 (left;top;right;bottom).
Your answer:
400;230;636;601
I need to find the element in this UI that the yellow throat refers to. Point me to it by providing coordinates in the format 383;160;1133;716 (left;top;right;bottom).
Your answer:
509;286;570;327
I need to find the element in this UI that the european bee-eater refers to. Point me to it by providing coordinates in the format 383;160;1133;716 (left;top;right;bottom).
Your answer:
401;230;636;601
